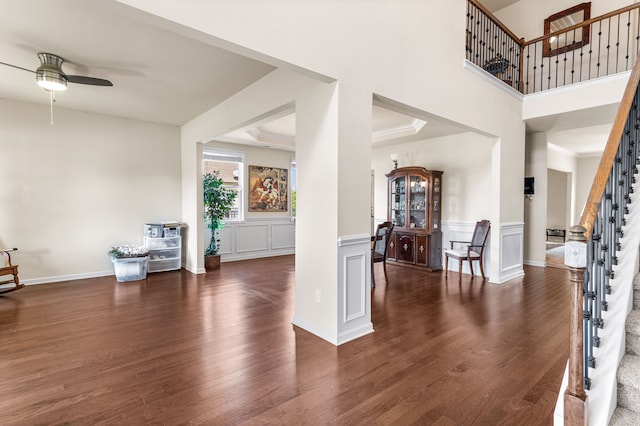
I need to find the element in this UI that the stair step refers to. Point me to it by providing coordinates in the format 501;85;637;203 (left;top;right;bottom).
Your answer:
617;354;640;410
609;406;640;425
626;309;640;363
628;331;640;356
627;310;640;337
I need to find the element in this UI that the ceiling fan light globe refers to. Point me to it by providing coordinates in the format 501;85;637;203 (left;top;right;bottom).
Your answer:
36;69;67;91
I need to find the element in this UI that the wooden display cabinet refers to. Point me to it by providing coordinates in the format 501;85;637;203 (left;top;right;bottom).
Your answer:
386;166;443;271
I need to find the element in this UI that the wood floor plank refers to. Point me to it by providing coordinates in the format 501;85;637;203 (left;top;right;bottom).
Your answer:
0;255;570;424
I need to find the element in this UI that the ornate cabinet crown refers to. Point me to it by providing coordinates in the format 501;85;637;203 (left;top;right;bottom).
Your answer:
386;166;443;271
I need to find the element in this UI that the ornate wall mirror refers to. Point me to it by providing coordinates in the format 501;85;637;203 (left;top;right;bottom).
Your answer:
543;2;591;57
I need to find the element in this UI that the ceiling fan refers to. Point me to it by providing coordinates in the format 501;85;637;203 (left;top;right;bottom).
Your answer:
0;52;113;91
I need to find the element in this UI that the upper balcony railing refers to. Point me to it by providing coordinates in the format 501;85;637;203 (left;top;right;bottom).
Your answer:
466;0;640;94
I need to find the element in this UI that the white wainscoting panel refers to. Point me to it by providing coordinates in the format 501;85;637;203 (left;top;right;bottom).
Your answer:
271;223;295;249
499;222;525;283
236;224;269;253
205;218;296;262
336;234;374;345
344;254;366;322
218;226;233;255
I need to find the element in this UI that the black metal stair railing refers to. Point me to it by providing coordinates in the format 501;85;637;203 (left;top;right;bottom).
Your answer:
523;4;640;94
466;0;640;94
581;80;640;390
563;56;640;425
466;0;522;91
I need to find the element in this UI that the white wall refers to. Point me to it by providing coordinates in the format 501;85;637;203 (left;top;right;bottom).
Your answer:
0;99;181;283
372;132;494;225
524;132;548;266
202;140;295;262
180;68;321;273
576;154;602;223
204;140;294;220
116;0;527;224
525;134;604;264
547;169;569;230
494;0;635;40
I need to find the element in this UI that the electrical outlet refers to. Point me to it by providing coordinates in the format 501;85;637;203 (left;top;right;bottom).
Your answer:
315;289;321;304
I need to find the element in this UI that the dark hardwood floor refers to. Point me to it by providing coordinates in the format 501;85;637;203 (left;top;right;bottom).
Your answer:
0;256;570;425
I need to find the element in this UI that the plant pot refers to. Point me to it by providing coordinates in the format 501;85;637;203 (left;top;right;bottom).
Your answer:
205;254;221;270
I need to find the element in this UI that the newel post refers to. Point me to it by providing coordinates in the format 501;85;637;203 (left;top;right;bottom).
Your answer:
564;225;588;426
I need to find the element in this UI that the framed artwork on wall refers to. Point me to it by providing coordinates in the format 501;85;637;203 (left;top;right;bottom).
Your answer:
248;165;288;212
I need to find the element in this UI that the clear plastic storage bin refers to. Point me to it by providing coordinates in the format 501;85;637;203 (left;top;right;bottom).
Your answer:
112;256;148;282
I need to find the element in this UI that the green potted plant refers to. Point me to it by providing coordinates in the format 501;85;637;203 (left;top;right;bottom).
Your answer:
203;171;238;270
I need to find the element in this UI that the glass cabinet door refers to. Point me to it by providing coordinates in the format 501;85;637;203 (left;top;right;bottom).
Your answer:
391;176;406;227
409;175;427;229
433;177;441;230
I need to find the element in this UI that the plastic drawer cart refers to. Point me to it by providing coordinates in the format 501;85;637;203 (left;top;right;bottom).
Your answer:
144;223;182;273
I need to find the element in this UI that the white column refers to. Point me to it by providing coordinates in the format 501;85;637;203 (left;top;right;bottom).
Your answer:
180;140;204;273
293;80;373;345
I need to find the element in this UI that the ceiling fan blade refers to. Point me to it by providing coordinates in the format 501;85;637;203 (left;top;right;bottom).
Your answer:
0;61;36;74
66;75;113;86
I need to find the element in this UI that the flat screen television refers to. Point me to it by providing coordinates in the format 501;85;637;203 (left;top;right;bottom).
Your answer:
524;177;534;195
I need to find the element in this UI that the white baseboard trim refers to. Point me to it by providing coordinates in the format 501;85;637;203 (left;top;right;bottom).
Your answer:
185;265;206;274
292;316;339;345
337;323;374;345
524;260;546;267
222;248;295;263
21;251;294;285
495;268;525;284
292;316;374;346
22;270;114;286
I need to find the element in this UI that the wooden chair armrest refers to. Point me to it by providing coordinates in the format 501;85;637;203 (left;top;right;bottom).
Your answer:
449;240;471;249
0;248;18;266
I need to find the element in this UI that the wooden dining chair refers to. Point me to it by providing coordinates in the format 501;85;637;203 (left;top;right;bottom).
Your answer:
0;248;24;295
372;221;394;288
445;220;491;280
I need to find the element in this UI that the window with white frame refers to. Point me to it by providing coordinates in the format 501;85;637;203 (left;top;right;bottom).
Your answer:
203;149;244;221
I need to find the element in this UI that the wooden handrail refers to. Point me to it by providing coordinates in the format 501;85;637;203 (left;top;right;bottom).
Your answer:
468;0;523;46
579;55;640;238
525;3;640;46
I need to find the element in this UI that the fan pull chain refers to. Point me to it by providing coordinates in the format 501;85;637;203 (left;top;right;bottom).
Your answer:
49;90;55;126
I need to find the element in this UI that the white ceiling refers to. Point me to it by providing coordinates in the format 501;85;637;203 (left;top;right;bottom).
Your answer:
526;104;619;156
0;0;610;156
0;0;275;126
0;0;469;146
481;0;521;13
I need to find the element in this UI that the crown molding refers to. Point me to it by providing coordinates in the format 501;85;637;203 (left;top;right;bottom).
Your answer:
373;118;427;143
246;127;295;145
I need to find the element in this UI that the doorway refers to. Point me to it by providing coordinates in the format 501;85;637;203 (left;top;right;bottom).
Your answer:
546;169;570;268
